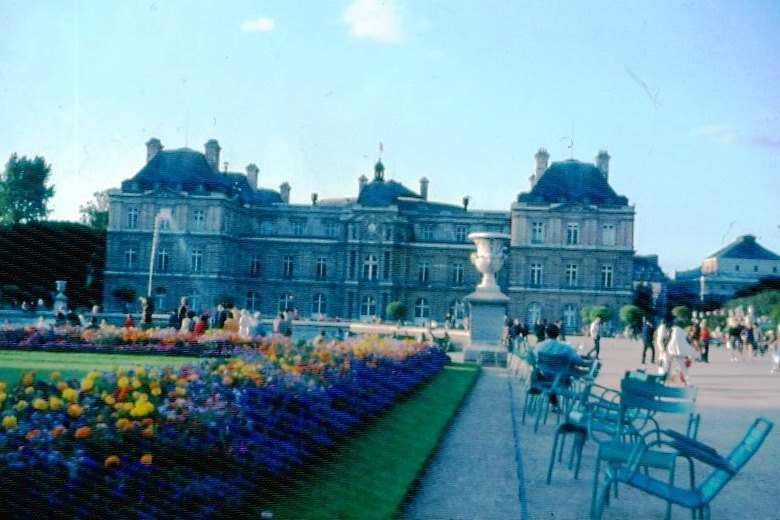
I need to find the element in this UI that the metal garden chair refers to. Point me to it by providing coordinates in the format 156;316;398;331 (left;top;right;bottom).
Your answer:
592;417;774;520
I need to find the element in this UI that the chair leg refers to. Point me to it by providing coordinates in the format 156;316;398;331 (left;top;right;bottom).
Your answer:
546;429;563;484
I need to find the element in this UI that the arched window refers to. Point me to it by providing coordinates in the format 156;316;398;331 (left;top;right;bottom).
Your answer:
360;295;377;318
414;298;431;319
312;293;327;316
278;292;294;312
246;291;260;311
526;302;542;327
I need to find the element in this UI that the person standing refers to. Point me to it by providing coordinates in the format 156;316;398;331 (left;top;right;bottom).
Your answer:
177;297;189;327
589;316;602;359
641;317;656;364
699;319;711;363
663;324;697;385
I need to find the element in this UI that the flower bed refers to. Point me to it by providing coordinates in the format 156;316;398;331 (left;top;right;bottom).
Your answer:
0;334;448;518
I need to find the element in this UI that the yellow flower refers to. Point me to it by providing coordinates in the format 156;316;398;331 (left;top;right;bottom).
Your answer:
132;378;142;389
104;394;116;405
14;400;28;411
22;373;34;386
32;398;48;411
67;403;83;418
175;387;186;397
56;381;68;391
50;371;61;381
87;370;100;380
49;395;62;410
2;415;17;430
135;365;145;377
62;388;78;402
24;386;34;395
115;418;134;430
149;383;162;396
117;376;130;389
0;392;6;402
140;454;153;465
80;377;95;392
104;455;120;468
122;402;133;412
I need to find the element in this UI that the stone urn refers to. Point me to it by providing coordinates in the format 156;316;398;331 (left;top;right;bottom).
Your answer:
468;232;510;293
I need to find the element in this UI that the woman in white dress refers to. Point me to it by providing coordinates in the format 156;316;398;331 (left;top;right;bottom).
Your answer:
664;325;698;385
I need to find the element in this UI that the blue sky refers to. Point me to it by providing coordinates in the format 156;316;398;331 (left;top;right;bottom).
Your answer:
1;0;778;274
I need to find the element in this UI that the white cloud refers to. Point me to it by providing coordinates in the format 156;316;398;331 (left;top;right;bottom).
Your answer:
242;17;275;33
343;0;402;44
688;124;738;145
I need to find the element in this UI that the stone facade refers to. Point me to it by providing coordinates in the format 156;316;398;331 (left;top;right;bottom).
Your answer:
102;140;636;332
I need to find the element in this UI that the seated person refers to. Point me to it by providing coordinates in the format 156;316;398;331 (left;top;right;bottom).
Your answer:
533;323;586;408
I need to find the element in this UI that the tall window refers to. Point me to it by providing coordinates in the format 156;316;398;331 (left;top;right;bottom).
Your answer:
455;225;468;242
260;220;272;235
312;293;327;316
383;251;392;280
601;265;614;288
159;217;171;231
124;247;137;269
249;255;261;278
324;221;338;238
127;208;139;229
452;263;464;285
530;262;543;286
245;291;260;311
418;261;430;283
154;287;167;311
157;248;170;272
566;223;579;245
531;222;544;243
282;255;294;278
278;292;294;312
602;224;616;246
360;295;377;318
316;257;327;279
348;250;357;279
188;289;200;312
414;298;431;319
563;304;578;331
192;209;205;231
190;249;203;273
363;254;378;280
565;263;578;287
291;220;306;236
421;224;433;241
526;303;542;327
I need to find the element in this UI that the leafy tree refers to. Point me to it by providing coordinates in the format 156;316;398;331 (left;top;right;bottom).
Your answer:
385;301;407;322
591;305;613;321
112;287;136;312
671;305;691;327
79;190;109;230
619;304;644;331
0;154;55;224
633;283;654;318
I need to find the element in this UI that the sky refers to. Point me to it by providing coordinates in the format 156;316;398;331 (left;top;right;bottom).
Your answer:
1;0;778;275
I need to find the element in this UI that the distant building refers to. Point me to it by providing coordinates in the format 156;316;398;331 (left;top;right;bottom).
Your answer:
102;140;636;333
672;234;780;307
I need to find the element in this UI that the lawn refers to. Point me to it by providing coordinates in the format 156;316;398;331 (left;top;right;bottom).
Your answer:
254;363;481;520
0;350;207;384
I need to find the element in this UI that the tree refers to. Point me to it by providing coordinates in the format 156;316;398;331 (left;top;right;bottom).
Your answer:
112;287;136;313
79;190;109;230
633;283;655;319
619;304;644;332
385;301;407;322
671;305;691;327
0;154;55;224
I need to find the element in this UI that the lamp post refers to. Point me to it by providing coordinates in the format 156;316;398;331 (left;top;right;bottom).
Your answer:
147;208;172;299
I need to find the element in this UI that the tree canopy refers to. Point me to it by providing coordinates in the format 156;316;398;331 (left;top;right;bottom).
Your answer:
79;190;109;230
0;154;55;225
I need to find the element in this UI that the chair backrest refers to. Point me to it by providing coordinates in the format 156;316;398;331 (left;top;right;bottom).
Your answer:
699;417;774;502
619;377;699;438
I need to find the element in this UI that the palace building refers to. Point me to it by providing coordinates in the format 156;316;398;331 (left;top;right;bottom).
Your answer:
102;139;636;332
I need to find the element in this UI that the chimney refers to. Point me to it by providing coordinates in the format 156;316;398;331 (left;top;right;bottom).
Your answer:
146;138;163;163
531;147;549;187
245;163;259;189
596;149;610;180
358;174;368;192
419;177;429;200
279;182;291;204
311;193;318;206
204;139;221;172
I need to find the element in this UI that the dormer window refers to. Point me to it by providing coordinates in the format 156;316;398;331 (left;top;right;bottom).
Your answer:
735;265;740;272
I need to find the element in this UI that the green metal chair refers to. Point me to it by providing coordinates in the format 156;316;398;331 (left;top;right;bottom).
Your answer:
588;376;700;518
592;417;774;520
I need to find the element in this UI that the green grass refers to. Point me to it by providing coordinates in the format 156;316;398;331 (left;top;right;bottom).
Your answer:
0;350;207;384
255;363;481;520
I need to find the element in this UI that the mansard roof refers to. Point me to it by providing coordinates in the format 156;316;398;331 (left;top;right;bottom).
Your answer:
517;159;628;206
357;178;422;206
706;235;780;261
121;148;283;204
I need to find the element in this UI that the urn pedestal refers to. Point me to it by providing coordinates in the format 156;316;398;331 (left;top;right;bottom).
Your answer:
463;232;511;364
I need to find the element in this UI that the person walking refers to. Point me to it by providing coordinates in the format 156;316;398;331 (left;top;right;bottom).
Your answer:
663;325;697;385
641;317;656;364
699;319;711;363
589;316;602;359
